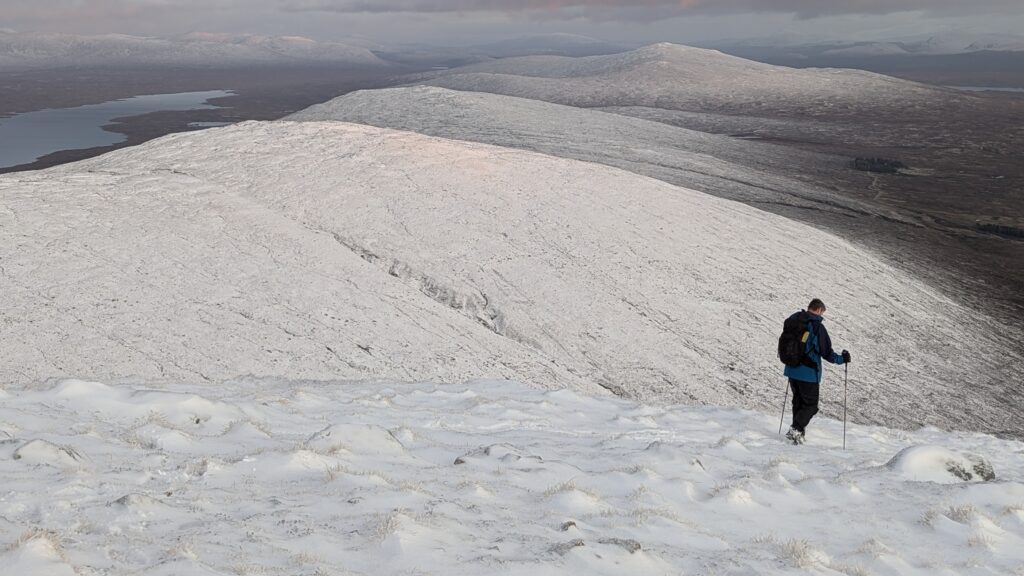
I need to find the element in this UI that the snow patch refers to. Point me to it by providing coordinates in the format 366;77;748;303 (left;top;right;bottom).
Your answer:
0;531;76;576
12;439;86;469
886;445;997;483
305;423;407;456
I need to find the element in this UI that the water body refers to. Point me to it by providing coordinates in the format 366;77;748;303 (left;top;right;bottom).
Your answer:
0;90;233;169
948;86;1024;93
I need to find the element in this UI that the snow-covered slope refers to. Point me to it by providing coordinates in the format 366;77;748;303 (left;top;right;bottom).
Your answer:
1;377;1022;575
0;32;388;69
412;43;961;115
286;86;901;220
1;120;1019;434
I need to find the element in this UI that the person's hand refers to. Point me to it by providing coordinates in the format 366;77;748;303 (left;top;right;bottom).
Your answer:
842;350;851;364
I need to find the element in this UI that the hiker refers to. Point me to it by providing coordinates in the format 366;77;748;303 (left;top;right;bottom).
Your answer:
782;299;850;444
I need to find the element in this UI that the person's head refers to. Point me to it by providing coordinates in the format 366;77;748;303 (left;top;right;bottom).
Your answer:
808;298;827;315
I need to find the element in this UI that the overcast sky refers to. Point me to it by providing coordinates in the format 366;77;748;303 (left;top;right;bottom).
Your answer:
3;0;1023;45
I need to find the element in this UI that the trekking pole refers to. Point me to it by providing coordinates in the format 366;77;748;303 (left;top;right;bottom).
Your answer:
843;363;849;450
779;382;789;435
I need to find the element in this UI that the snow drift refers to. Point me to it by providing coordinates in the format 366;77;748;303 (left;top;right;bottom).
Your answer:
1;120;1019;434
0;377;1022;575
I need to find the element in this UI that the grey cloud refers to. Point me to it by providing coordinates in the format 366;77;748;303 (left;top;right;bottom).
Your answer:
7;0;1020;30
281;0;1024;18
4;0;1019;44
2;0;253;36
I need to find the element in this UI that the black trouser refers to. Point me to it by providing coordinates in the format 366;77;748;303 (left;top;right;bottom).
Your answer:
789;378;819;433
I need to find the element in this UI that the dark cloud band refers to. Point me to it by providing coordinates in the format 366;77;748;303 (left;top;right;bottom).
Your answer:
10;1;1021;26
281;0;1023;18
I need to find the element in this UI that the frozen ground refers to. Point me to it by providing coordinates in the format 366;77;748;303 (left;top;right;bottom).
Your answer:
1;377;1022;575
1;120;1020;435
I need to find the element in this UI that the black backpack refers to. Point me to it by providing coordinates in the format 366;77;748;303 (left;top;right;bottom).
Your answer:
778;312;816;368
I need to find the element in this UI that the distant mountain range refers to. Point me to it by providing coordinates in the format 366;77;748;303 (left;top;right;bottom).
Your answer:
0;31;389;69
709;32;1024;56
703;33;1024;87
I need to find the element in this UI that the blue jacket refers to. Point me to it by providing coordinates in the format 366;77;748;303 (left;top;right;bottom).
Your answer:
783;310;844;384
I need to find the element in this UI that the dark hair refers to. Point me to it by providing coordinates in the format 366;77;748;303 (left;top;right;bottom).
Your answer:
808;298;827;313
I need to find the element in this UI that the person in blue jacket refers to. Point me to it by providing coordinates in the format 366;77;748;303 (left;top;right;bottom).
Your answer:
784;299;851;444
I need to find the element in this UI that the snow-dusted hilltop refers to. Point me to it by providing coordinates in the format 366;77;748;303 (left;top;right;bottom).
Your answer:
1;120;1019;434
0;31;388;69
413;42;963;115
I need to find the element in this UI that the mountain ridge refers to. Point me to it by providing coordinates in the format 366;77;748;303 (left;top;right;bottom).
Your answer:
2;119;1019;435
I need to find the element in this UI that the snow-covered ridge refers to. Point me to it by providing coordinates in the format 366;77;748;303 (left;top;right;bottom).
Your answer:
1;120;1019;434
1;377;1022;575
0;31;388;69
285;85;904;222
411;42;963;114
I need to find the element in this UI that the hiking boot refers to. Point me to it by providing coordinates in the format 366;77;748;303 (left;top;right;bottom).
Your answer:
786;427;805;445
